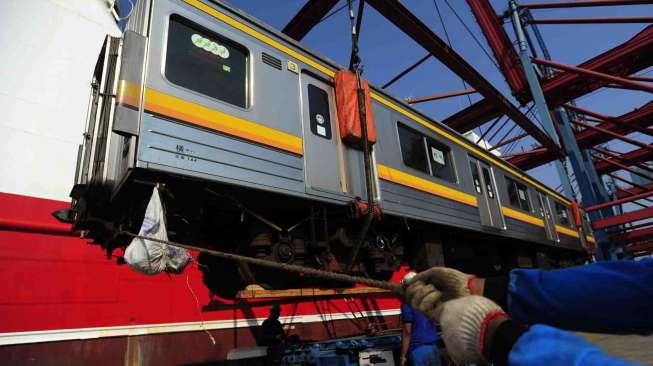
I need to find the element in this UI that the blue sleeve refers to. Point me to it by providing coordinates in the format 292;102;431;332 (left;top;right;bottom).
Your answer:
508;259;653;334
401;303;413;322
509;324;642;366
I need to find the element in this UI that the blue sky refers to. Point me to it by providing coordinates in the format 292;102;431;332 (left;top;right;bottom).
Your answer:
120;0;652;200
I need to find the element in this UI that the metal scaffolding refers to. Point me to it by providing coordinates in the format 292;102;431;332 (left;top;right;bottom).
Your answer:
466;0;653;258
281;0;653;258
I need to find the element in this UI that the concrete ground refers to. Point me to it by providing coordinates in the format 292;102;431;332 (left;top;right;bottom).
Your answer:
578;332;653;365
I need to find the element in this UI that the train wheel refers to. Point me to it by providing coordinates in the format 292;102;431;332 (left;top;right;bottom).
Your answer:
236;222;303;289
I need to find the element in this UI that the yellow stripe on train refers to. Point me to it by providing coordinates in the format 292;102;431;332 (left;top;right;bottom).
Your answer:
143;88;304;155
377;164;478;207
501;207;545;227
557;225;580;239
378;165;584;240
183;0;570;206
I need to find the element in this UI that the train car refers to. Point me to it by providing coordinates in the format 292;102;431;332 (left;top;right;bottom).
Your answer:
65;0;595;292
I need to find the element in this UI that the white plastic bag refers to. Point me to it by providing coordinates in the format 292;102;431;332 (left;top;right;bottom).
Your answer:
124;186;191;275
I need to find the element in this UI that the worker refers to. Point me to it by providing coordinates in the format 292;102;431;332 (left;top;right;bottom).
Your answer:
259;304;286;347
400;272;441;366
404;258;653;365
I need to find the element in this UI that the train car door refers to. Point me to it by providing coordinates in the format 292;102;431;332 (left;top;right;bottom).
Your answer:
537;191;559;242
469;157;505;229
300;73;345;195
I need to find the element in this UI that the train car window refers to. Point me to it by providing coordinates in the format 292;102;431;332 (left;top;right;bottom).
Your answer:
165;16;248;108
427;139;455;182
469;162;482;194
506;177;531;211
555;201;571;227
307;84;332;139
398;124;429;174
482;167;495;199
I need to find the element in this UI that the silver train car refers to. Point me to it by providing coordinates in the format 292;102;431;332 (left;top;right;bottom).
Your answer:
68;0;594;293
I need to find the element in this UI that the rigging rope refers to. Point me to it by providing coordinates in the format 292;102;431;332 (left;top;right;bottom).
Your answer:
124;232;404;295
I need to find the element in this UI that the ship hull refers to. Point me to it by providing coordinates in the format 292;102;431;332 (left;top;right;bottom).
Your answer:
0;192;401;365
1;318;398;365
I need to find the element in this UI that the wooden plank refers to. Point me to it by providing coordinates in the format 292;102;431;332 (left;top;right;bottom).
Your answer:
236;286;392;299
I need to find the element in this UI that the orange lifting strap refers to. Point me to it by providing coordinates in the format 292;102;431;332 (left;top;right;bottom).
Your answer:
334;70;377;148
570;201;582;228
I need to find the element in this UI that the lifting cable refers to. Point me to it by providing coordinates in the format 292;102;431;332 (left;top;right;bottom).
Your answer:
124;232;404;295
344;0;376;271
382;1;502;90
432;0;473;108
441;0;500;71
317;1;350;26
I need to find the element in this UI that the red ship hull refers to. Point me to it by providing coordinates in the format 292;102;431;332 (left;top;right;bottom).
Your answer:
0;192;401;365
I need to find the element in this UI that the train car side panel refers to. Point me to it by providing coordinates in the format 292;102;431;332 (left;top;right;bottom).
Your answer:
135;1;309;196
374;101;482;231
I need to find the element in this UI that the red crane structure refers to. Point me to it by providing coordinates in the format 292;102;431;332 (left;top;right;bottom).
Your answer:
281;0;653;259
465;0;653;258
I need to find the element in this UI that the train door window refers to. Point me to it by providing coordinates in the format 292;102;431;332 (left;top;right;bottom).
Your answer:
555;201;572;227
398;123;429;174
506;177;531;211
482;167;495;199
307;84;332;139
427;138;455;182
165;16;249;108
469;162;482;194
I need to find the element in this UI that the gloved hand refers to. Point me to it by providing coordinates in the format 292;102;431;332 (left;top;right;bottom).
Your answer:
436;295;506;365
404;267;474;313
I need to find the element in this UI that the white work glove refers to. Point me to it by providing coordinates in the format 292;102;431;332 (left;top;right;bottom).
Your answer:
404;267;474;313
436;296;506;365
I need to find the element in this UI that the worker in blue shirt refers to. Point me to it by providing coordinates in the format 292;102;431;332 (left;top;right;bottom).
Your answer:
400;272;441;366
404;258;653;365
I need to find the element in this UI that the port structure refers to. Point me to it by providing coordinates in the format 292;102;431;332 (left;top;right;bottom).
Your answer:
282;0;653;260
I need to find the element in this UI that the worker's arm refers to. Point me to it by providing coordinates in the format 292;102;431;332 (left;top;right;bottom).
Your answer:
481;258;653;334
420;295;642;366
498;322;643;366
400;304;412;366
409;259;653;334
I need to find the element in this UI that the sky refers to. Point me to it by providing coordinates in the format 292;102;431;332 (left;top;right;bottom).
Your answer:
120;0;652;203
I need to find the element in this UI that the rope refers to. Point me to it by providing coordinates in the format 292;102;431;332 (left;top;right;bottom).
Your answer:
185;269;217;345
124;232;404;296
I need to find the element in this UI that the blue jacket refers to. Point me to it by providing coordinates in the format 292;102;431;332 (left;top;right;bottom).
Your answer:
401;303;439;351
488;258;653;366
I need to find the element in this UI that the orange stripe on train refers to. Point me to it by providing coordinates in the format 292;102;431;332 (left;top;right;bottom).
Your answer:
143;88;304;155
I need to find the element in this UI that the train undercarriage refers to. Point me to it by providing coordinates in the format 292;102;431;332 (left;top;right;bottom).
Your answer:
58;169;585;299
